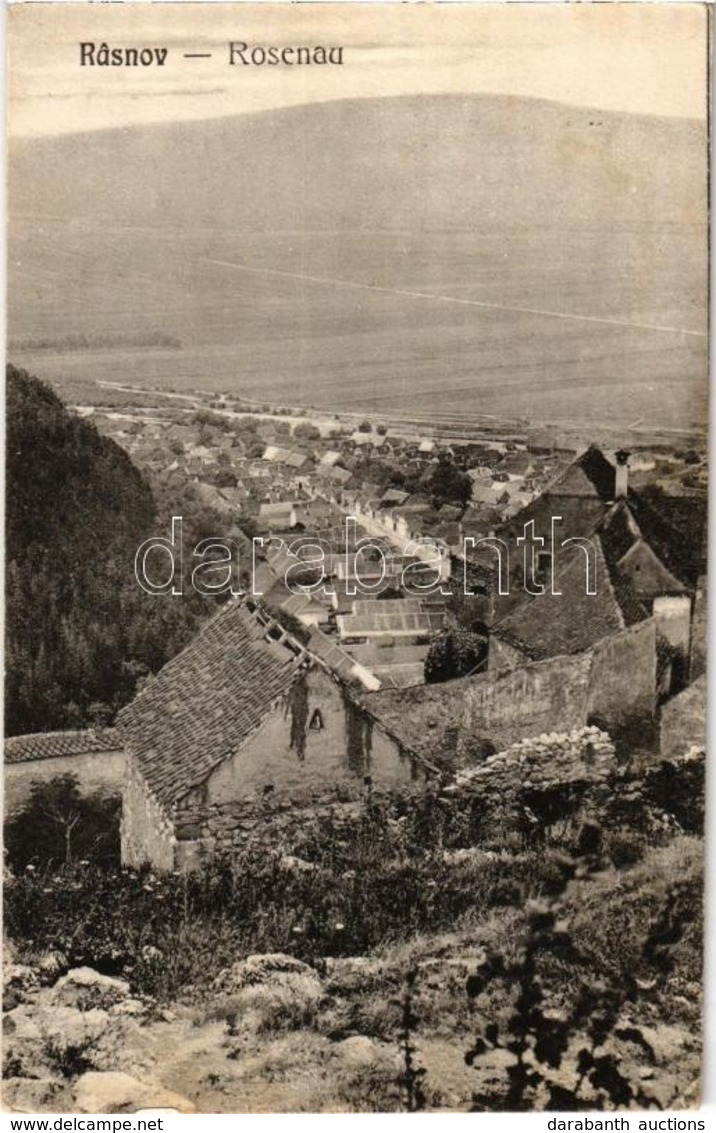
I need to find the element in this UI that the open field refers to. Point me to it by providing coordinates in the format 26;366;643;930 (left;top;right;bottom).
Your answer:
9;95;707;431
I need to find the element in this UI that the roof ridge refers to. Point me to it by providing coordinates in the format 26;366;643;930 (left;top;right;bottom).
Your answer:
6;726;114;742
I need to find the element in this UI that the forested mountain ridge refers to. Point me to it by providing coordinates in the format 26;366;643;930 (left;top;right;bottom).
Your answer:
6;365;218;736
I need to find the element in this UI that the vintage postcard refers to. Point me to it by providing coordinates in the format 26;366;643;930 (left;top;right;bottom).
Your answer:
3;1;709;1117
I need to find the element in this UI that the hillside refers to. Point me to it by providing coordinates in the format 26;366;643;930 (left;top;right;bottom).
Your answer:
5;366;215;735
4;834;703;1111
8;95;707;429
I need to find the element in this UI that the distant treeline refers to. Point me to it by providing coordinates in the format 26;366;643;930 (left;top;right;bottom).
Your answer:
10;332;182;352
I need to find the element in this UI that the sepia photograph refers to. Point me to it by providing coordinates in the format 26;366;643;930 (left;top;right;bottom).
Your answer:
3;1;709;1116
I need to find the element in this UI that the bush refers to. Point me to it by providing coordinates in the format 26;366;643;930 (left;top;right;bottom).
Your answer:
5;775;120;870
4;830;576;1003
605;830;648;868
424;629;487;683
464;834;701;1111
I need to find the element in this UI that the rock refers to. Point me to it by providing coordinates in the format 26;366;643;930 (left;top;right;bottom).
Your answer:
51;968;130;1011
73;1071;195;1114
3;965;39;995
4;1003;110;1078
332;1035;385;1068
213;953;316;993
109;998;148;1019
2;988;23;1013
280;855;317;873
49;1005;110;1049
3;1006;43;1042
3;1076;71;1112
214;953;323;1035
634;1023;692;1064
37;952;68;985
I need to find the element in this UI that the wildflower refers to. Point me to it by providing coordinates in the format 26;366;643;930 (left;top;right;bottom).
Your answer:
334;922;345;931
25;864;36;872
291;926;303;935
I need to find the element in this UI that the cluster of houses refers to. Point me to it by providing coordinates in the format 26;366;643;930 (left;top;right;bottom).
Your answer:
113;436;706;868
83;403;571;551
9;396;706;872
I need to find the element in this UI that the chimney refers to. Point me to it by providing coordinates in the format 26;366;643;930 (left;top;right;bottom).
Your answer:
614;449;630;498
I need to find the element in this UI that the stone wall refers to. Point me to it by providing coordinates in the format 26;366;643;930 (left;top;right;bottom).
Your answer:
689;576;707;681
587;618;657;729
452;726;617;837
487;620;658;741
175;727;619;861
459;653;593;754
454;726;616;794
174;793;375;858
660;675;707;760
120;756;176;871
488;635;527;677
5;749;125;817
653;595;692;654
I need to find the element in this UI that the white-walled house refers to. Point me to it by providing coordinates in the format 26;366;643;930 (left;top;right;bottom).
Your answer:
117;599;427;870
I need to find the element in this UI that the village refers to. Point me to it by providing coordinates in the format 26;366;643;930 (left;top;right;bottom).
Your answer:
3;372;706;1113
4;0;709;1112
6;379;707;873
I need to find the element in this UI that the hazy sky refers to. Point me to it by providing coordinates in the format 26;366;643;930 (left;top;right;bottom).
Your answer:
9;3;709;138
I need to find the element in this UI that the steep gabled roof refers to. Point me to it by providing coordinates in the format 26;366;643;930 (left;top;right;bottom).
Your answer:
549;446;617;501
491;537;637;661
117;600;310;807
599;496;693;592
623;493;696;588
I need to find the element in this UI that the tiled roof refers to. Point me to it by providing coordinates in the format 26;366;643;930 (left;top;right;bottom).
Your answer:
551;446;617;500
117;600;310;806
381;489;410;506
471;484;501;505
306;628;381;690
370;662;426;689
262;445;293;463
285;452;309;469
259;502;295;519
316;463;351;484
351;598;432;616
623;493;696;587
338;611;445;637
599;497;693;593
319;450;341;467
5;729;121;765
492;537;630;661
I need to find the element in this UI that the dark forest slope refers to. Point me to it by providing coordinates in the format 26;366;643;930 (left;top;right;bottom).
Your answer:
5;366;215;735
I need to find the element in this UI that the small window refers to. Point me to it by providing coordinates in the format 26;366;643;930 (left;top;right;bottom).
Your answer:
263;784;274;797
309;708;325;731
537;551;552;576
